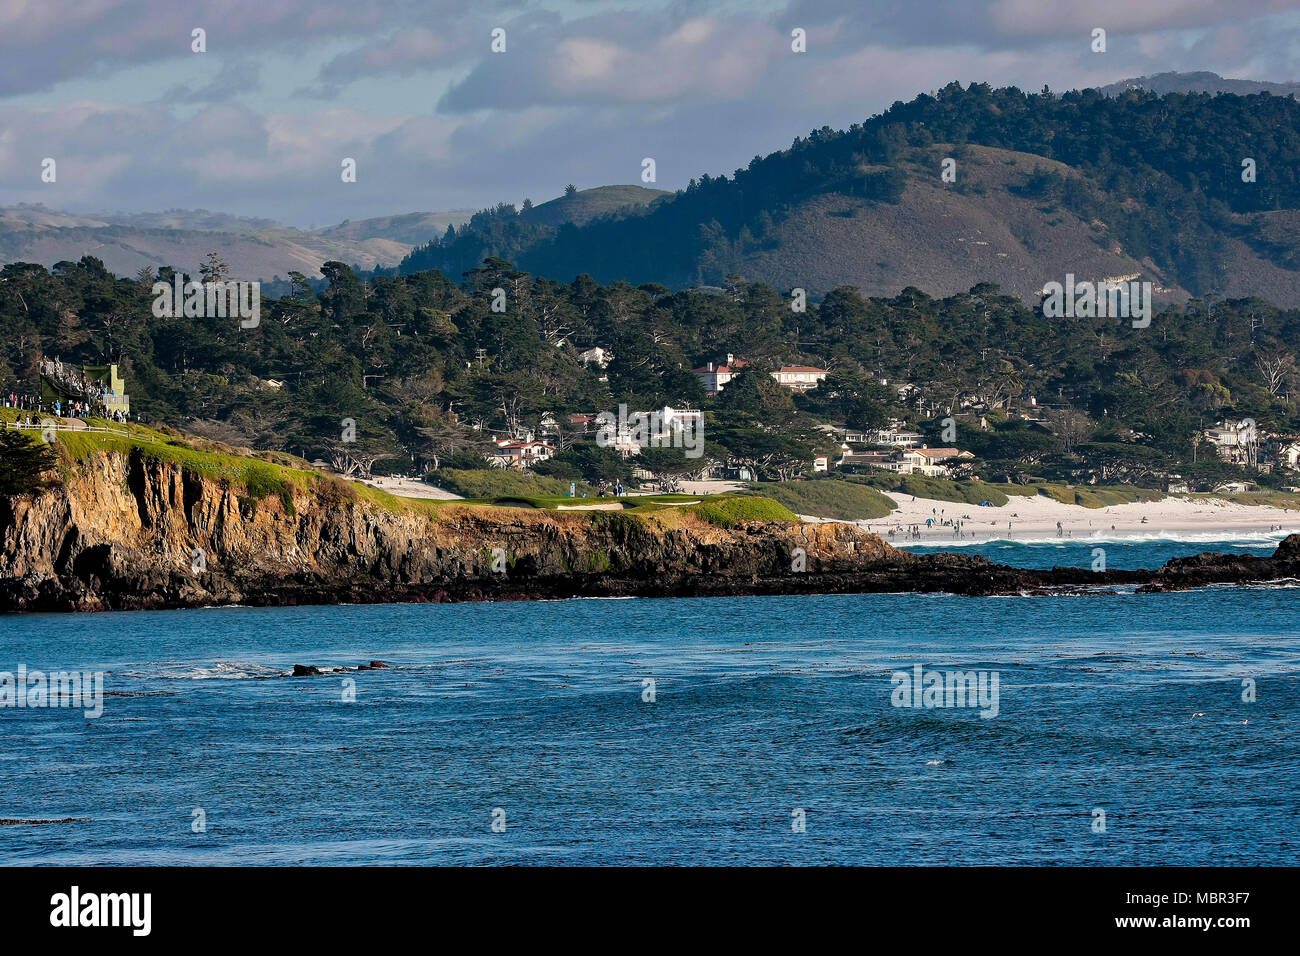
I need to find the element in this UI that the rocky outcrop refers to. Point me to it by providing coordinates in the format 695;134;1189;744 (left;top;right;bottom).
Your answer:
1134;535;1300;591
2;447;1299;613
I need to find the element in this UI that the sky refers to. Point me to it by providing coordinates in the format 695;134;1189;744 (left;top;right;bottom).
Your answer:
2;0;1299;228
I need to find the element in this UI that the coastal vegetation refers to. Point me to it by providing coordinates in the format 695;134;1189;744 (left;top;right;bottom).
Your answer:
427;467;594;499
4;255;1299;497
0;429;57;496
689;495;798;527
747;478;895;520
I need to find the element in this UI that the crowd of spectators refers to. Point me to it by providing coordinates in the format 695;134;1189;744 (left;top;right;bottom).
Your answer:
3;358;131;427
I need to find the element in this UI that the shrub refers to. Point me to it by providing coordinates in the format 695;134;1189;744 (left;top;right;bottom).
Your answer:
242;462;296;513
691;496;797;528
314;474;359;508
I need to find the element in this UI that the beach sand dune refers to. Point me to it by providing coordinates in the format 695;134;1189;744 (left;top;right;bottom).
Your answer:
832;492;1300;544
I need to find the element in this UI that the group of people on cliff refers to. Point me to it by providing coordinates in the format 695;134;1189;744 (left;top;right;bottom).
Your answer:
6;392;128;421
39;359;123;409
4;359;130;424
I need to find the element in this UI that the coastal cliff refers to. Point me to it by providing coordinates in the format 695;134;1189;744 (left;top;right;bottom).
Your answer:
2;446;1299;613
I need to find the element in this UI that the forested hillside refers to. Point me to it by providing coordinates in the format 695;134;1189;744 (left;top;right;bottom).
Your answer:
3;255;1297;488
402;83;1300;304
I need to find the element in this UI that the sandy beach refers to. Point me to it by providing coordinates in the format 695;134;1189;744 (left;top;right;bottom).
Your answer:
844;492;1300;545
356;475;463;500
679;479;744;495
357;472;1299;544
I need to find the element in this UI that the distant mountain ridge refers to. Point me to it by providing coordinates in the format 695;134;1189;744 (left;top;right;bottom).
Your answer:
0;204;474;282
1099;71;1300;98
0;205;284;232
0;190;660;283
313;210;475;245
398;185;670;279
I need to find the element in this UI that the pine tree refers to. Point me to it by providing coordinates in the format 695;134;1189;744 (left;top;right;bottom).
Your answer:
199;252;231;284
0;430;58;496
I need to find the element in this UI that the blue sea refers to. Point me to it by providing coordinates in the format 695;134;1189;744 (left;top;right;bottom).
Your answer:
2;538;1297;866
898;532;1290;569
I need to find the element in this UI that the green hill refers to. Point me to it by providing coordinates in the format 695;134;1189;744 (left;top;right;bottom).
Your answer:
404;82;1300;305
523;185;669;227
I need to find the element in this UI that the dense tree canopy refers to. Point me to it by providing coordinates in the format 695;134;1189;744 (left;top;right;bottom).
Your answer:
3;255;1296;487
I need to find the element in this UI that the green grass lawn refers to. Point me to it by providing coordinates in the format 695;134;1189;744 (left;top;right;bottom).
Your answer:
427;467;601;499
746;478;895;519
688;496;798;527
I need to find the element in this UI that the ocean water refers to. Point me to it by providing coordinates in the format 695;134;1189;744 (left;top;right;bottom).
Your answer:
900;532;1294;569
2;539;1297;866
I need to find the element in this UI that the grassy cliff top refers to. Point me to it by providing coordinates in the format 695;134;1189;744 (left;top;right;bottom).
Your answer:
1;408;794;526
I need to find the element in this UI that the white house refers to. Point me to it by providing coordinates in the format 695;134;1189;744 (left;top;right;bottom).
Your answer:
489;438;556;469
771;366;828;391
839;449;904;471
693;354;745;394
1206;420;1256;448
579;346;613;368
869;422;924;448
661;405;702;429
901;447;971;477
1214;481;1257;494
1277;441;1300;470
1205;420;1258;465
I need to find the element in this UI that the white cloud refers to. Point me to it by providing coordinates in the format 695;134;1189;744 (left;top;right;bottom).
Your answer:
2;0;1298;226
443;13;783;110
